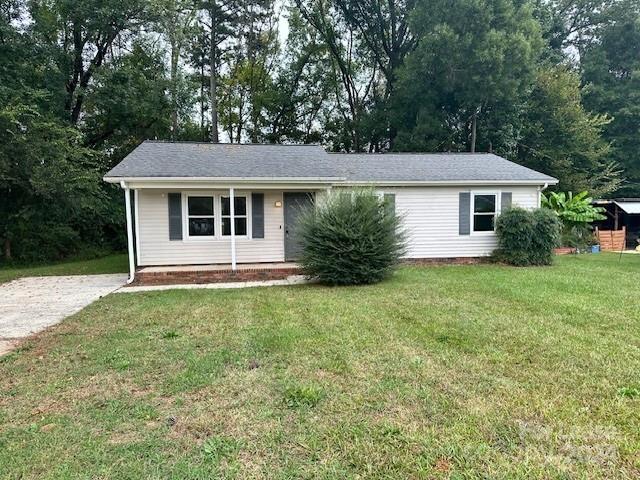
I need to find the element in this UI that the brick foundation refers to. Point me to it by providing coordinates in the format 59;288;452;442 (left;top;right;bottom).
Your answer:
132;266;302;286
402;257;486;266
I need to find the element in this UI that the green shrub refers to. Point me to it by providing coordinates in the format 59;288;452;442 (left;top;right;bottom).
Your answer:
298;189;406;285
494;207;561;266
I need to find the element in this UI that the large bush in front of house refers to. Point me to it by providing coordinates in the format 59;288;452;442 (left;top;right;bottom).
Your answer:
298;190;406;285
542;191;606;250
494;207;561;266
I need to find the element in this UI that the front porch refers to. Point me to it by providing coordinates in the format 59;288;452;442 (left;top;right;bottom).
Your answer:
133;262;302;286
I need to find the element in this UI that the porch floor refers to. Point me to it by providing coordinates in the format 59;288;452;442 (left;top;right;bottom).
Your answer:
133;262;302;286
138;262;299;273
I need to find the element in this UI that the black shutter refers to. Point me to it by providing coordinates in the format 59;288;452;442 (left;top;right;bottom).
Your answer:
459;192;471;235
168;193;182;240
383;193;396;216
251;193;264;239
501;192;512;211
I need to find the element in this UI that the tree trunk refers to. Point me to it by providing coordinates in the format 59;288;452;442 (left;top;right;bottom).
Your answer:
470;112;477;153
209;5;219;143
200;62;205;141
3;238;11;261
170;41;179;140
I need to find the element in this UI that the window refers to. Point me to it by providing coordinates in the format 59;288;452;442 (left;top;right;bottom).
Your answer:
473;193;497;232
221;196;247;236
187;196;215;237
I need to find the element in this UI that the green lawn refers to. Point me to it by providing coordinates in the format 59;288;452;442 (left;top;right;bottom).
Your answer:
0;253;128;284
1;254;639;479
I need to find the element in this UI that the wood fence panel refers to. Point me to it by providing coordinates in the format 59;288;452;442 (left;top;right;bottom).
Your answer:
596;227;626;251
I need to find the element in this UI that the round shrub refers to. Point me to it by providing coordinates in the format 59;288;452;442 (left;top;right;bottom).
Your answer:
297;190;406;285
494;207;561;266
529;208;563;265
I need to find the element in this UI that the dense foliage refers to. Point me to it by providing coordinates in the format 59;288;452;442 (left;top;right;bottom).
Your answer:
1;0;638;261
297;191;406;285
494;208;561;266
542;191;605;249
542;191;606;225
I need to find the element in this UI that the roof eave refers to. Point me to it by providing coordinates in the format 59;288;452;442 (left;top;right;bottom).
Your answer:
341;179;559;186
105;176;558;187
104;176;344;184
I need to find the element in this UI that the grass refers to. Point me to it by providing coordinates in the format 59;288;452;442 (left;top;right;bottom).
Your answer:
0;253;128;284
0;253;639;478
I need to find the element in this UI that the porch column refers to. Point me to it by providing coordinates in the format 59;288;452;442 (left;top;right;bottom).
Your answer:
230;187;237;271
122;182;135;283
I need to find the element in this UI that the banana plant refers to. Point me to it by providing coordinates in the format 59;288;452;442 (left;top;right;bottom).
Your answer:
541;191;606;225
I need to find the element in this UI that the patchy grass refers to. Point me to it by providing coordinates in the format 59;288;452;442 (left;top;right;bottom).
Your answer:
0;253;639;478
0;253;128;284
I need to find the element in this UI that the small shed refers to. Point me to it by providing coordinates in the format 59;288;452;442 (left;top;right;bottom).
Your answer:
593;199;640;250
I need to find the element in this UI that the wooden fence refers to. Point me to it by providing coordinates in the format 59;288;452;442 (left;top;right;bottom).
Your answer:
595;226;626;251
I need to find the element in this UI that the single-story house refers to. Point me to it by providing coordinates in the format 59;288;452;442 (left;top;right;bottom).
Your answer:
104;141;558;283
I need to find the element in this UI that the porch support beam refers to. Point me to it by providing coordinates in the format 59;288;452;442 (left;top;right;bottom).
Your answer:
121;181;136;284
230;187;237;271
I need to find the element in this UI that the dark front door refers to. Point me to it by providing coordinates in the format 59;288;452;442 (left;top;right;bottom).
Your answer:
284;192;314;261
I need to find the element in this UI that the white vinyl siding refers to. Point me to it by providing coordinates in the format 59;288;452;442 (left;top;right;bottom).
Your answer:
135;185;540;265
389;186;539;258
136;189;284;266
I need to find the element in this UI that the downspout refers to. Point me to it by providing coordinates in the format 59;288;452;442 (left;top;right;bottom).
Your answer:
121;181;136;284
537;182;549;208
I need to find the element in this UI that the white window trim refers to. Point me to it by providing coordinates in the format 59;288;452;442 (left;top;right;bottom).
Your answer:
184;193;216;240
181;191;252;242
220;194;250;239
470;191;501;235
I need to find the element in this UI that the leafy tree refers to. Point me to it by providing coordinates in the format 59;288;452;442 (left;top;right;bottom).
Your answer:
295;0;379;151
581;11;640;196
262;8;332;143
332;0;416;92
518;66;621;196
200;0;243;142
392;0;543;152
81;41;173;159
29;0;150;124
152;0;197;138
0;97;107;261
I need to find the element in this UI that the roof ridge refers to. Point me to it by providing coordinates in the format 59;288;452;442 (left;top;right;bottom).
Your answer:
327;152;495;155
143;140;322;147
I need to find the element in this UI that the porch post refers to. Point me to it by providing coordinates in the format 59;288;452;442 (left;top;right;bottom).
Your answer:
230;187;237;271
122;182;135;284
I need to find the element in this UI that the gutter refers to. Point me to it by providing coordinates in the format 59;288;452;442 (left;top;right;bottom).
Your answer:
105;177;559;187
537;182;549;208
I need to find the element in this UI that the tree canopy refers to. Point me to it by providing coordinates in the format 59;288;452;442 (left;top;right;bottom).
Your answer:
1;0;638;261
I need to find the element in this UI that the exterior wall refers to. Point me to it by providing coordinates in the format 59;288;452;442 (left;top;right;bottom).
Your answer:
136;189;285;266
388;185;540;258
135;184;541;266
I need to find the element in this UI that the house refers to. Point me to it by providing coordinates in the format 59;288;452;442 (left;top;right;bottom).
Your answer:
104;141;557;283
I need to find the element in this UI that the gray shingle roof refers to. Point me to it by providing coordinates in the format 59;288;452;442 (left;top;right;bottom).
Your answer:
105;141;557;184
105;142;340;179
329;153;557;183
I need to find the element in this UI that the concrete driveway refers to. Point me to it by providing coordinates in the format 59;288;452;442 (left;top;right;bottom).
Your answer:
0;274;127;355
